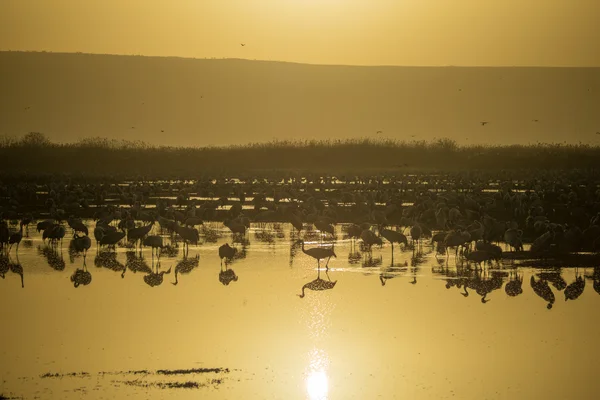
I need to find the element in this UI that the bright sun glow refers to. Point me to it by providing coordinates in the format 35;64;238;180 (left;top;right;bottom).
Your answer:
306;348;330;399
307;369;329;400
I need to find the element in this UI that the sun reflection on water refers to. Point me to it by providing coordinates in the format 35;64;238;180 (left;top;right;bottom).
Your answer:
306;348;330;400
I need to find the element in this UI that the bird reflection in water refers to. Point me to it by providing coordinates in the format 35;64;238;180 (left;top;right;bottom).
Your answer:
456;269;504;303
505;270;524;297
172;254;200;285
362;254;382;269
289;239;301;267
0;254;8;278
379;257;409;286
347;249;362;265
538;269;567;291
125;251;152;275
564;270;585;302
95;250;127;278
70;265;92;288
531;275;556;309
298;268;337;298
0;254;24;288
143;259;171;287
37;245;66;271
593;267;600;295
219;266;238;286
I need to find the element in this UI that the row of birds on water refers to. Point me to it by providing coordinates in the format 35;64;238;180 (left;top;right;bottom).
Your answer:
2;229;597;311
3;172;600;261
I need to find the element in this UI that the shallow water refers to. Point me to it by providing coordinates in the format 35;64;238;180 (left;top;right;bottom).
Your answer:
1;223;600;399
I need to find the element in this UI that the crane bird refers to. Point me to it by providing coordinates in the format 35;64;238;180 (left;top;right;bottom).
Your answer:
72;234;92;264
219;243;237;266
465;249;493;270
68;217;88;237
99;231;126;250
143;235;164;259
8;222;24;253
296;239;336;270
175;223;199;253
314;220;335;237
128;221;155;249
380;228;408;253
410;224;422;248
360;229;382;251
37;219;55;233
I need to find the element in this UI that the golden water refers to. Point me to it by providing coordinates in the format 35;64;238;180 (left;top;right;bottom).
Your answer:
1;223;599;399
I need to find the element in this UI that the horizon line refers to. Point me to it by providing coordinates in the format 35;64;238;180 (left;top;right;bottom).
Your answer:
1;49;599;69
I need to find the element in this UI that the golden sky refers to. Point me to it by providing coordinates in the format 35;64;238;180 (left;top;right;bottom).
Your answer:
2;0;599;66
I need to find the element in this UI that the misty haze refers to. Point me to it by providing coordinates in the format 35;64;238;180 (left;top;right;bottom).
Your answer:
1;51;599;147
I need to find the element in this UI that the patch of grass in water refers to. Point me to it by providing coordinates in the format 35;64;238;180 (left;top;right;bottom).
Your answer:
156;367;230;375
40;371;90;378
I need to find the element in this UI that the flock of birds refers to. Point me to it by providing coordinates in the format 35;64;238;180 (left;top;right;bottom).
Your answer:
2;173;600;304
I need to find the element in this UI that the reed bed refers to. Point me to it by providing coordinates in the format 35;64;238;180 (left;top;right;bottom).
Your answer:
2;133;600;179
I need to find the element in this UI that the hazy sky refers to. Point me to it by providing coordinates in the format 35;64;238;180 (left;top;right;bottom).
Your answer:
2;0;599;66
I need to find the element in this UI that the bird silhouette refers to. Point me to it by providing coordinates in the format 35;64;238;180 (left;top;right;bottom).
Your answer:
480;121;489;126
143;235;164;259
8;222;24;253
297;239;336;269
240;43;246;46
380;228;408;254
218;243;237;266
298;268;337;298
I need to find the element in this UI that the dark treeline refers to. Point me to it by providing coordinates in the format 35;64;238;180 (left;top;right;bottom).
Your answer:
2;133;600;179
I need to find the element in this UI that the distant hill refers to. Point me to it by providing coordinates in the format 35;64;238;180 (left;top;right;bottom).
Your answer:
1;51;599;147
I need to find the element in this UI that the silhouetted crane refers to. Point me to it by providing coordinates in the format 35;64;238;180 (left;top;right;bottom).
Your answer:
297;239;336;269
218;243;237;266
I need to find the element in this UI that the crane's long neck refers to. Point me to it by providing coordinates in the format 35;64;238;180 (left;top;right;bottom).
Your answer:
299;284;308;298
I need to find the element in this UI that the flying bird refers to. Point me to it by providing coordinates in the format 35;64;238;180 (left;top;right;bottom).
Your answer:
480;121;489;126
532;119;539;123
376;130;383;134
240;43;246;47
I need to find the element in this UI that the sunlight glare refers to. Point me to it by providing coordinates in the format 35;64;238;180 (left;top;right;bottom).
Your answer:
306;348;330;399
307;369;329;400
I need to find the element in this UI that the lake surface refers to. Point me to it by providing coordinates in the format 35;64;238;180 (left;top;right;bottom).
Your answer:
1;222;599;399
